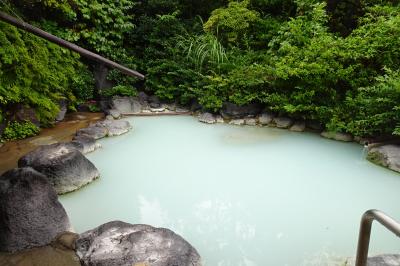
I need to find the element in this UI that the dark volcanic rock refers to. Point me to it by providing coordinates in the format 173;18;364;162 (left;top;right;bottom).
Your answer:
198;112;216;124
76;221;202;266
221;102;263;119
149;95;161;108
138;91;149;104
76;103;91;112
76;126;108;140
18;143;100;194
72;135;101;154
0;168;71;252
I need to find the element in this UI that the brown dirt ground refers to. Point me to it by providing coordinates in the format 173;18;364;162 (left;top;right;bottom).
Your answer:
0;112;104;175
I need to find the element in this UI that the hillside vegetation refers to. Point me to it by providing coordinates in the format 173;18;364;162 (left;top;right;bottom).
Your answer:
0;0;399;140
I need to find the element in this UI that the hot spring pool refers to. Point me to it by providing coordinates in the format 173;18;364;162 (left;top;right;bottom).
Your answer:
60;116;400;265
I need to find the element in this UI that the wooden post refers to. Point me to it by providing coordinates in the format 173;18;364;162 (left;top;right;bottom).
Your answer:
0;11;145;80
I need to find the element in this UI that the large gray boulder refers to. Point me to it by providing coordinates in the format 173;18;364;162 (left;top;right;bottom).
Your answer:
18;143;100;194
367;145;400;173
0;168;72;252
221;102;263;119
198;113;216;124
274;117;294;129
76;221;202;266
367;254;400;266
111;97;142;114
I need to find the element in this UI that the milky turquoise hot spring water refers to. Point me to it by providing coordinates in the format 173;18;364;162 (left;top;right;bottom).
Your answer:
60;116;400;265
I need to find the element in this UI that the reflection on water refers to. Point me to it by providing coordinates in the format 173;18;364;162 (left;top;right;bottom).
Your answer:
60;116;400;265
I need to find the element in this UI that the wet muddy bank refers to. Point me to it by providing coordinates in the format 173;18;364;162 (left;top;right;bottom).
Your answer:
0;112;104;175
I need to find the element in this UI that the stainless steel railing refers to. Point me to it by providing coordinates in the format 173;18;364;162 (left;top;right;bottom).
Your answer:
355;209;400;266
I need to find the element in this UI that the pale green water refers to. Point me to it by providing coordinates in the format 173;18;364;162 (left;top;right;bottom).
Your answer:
60;116;400;266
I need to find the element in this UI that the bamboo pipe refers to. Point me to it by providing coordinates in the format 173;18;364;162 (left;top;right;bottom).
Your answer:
0;11;145;80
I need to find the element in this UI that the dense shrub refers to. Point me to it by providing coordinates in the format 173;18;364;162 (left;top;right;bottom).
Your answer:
0;22;92;126
1;121;40;141
100;85;137;98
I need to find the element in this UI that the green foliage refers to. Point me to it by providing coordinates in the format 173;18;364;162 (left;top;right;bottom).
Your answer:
146;59;204;104
3;0;400;140
72;67;95;101
0;22;92;126
345;69;400;137
177;34;228;73
100;85;137;98
88;103;101;113
1;121;40;141
204;0;260;46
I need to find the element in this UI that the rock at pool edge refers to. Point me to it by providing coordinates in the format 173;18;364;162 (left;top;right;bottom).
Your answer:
76;221;202;266
0;167;72;252
18;143;100;194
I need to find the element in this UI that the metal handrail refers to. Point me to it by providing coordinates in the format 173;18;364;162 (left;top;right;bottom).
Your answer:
355;209;400;266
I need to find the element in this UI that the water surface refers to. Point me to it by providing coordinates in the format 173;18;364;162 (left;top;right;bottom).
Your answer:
60;116;400;266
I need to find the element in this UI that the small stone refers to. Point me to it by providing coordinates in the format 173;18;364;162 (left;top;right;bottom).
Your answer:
216;116;224;123
150;107;166;112
55;100;67;122
138;92;149;104
76;126;108;140
106;115;114;120
259;113;275;125
229;119;245;126
108;109;121;119
166;103;177;111
321;131;353;142
199;113;216;124
306;120;323;131
245;118;257;126
176;107;190;113
289;121;306;132
274;117;293;129
221;102;263;119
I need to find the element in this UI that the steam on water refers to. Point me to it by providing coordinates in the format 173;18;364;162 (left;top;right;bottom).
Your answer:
60;116;400;266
